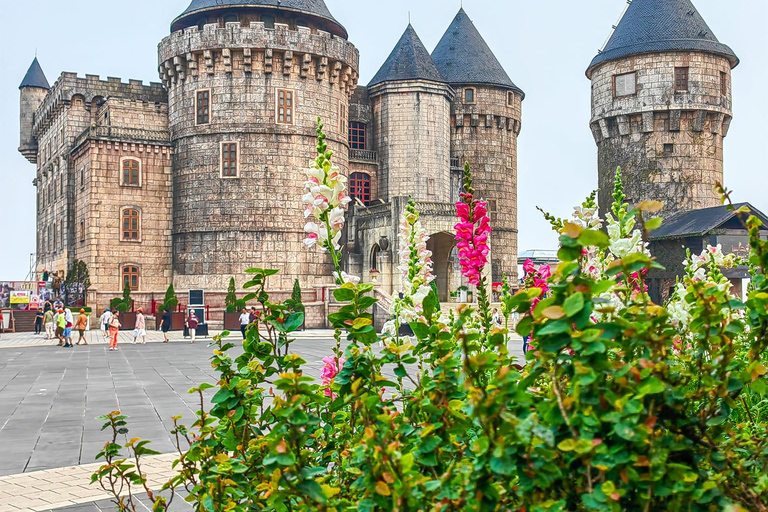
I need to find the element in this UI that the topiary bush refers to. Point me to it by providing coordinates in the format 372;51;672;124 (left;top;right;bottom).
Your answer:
93;125;767;512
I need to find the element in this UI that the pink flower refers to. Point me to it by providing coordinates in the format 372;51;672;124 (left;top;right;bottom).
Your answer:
455;195;492;288
321;356;345;398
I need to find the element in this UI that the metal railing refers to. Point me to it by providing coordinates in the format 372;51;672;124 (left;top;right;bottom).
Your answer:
350;149;378;163
450;157;461;170
73;125;171;148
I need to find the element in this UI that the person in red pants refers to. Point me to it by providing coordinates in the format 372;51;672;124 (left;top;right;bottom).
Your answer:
108;312;121;351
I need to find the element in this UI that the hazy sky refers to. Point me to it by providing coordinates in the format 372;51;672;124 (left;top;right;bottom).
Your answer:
0;0;766;279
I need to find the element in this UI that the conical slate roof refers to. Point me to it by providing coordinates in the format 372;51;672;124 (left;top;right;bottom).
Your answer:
587;0;738;77
432;9;523;96
368;25;445;87
19;58;50;90
172;0;347;37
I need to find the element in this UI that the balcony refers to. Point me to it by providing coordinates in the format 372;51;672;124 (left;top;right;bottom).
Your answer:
350;149;377;163
450;158;461;171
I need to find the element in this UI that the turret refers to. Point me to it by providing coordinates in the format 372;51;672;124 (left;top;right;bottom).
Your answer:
18;57;50;164
432;9;523;282
587;0;738;219
159;0;359;291
368;24;453;203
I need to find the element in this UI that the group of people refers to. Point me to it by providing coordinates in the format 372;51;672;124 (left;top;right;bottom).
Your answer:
95;307;201;350
33;300;89;347
238;307;262;340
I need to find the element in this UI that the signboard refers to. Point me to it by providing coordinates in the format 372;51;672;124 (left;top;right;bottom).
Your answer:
10;291;32;304
1;281;40;309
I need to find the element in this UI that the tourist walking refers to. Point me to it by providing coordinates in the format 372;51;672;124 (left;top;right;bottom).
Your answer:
159;307;172;343
44;308;54;339
99;308;112;340
186;311;199;344
108;312;121;351
55;309;69;347
34;308;44;335
64;308;74;347
239;308;250;340
133;308;147;344
75;309;89;345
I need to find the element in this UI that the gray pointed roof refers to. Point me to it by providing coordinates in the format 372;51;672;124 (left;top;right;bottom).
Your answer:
431;9;523;96
172;0;347;37
368;24;445;87
19;58;50;90
649;203;768;240
587;0;738;77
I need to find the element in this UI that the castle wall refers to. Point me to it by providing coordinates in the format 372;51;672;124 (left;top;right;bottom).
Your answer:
19;87;48;163
590;52;733;218
159;21;359;292
449;85;523;282
370;81;452;203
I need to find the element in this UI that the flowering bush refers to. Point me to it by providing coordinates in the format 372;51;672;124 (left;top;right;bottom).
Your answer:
94;130;767;511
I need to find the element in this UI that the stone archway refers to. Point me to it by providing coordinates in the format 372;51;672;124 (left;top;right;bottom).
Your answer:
427;232;457;302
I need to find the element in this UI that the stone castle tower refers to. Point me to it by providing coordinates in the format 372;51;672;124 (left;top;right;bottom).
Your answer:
158;0;359;291
588;0;738;219
18;58;50;164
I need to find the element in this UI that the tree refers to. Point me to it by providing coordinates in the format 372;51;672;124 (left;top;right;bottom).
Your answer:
289;279;305;313
110;282;133;313
62;259;91;307
225;278;238;314
163;284;178;313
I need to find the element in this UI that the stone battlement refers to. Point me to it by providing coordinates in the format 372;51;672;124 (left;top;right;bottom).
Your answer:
158;21;359;92
590;108;732;144
32;72;166;135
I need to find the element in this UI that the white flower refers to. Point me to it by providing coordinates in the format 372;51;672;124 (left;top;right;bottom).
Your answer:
333;271;361;284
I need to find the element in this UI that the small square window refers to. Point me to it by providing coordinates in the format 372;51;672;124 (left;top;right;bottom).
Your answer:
614;72;637;97
664;143;674;154
675;67;689;92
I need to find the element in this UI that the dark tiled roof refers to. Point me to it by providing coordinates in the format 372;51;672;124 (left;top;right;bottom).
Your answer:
172;0;346;37
588;0;738;76
431;9;523;96
19;58;50;90
649;203;768;240
368;25;445;87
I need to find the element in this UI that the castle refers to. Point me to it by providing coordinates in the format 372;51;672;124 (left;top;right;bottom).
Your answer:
18;1;522;324
17;0;751;323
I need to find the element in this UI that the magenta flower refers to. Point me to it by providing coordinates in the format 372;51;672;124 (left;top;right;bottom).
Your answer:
321;355;345;398
455;188;492;287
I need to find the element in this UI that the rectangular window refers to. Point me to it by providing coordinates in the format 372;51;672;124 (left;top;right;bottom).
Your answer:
80;220;85;242
349;172;371;205
221;142;239;177
614;72;637;97
277;89;293;124
80;167;85;189
720;72;727;96
349;122;367;150
122;209;140;240
196;90;210;125
122;266;139;291
464;88;475;103
507;91;515;107
664;143;674;154
122;159;140;186
339;102;348;136
675;67;689;92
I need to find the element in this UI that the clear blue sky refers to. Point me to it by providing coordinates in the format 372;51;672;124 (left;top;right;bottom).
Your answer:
0;0;766;279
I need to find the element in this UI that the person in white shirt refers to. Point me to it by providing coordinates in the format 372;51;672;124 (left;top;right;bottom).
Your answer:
64;308;74;347
99;308;113;340
238;308;251;340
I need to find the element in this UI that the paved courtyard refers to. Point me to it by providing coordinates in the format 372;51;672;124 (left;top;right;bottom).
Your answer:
0;329;524;511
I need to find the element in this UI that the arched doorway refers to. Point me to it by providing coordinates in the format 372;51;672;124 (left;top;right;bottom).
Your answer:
427;232;457;302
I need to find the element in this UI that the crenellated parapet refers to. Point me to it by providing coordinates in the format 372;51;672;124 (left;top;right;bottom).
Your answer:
32;73;166;136
158;22;359;95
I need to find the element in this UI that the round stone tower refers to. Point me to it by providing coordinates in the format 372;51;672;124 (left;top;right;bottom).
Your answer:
18;58;51;164
587;0;738;219
159;0;359;290
432;9;524;283
368;24;453;203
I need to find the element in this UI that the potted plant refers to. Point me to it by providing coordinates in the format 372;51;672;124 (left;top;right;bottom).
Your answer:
223;278;243;331
457;285;469;303
369;268;381;283
110;282;135;330
160;284;184;331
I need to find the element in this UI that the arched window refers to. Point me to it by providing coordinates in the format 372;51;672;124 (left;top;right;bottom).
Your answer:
464;88;476;104
122;266;139;291
122;159;140;186
122;208;140;241
349;172;371;205
349;122;366;150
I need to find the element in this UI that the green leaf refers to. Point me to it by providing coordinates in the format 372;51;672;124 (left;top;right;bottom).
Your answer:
613;422;636;441
297;480;327;504
282;312;305;332
558;439;577;452
333;286;356;302
578;229;609;247
637;377;665;397
564;293;585;317
645;217;663;231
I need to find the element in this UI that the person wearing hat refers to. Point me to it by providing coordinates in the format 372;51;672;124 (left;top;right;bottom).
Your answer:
108;312;121;351
133;308;147;345
55;309;69;347
75;309;89;345
99;308;113;340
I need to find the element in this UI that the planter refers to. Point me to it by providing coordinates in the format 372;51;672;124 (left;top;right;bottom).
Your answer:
170;312;185;331
223;312;241;331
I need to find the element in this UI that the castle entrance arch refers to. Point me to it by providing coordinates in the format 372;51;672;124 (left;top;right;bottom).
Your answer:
427;232;458;302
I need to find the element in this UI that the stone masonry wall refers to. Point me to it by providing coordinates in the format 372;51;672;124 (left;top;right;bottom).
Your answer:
590;52;733;219
370;81;453;204
159;21;359;292
450;85;523;283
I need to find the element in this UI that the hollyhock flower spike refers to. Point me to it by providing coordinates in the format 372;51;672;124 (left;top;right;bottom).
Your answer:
393;198;435;324
321;355;346;398
301;119;351;284
454;164;492;288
